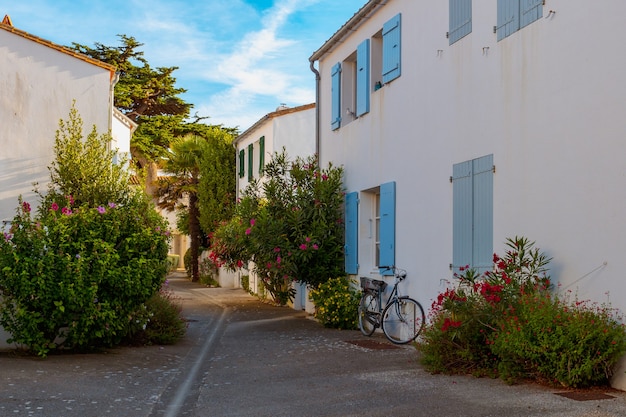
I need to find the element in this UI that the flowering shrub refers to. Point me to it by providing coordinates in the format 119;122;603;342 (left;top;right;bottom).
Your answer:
419;236;626;387
210;152;345;305
309;277;360;330
0;194;170;356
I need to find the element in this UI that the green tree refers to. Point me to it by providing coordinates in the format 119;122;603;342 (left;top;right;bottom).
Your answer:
69;35;192;194
198;126;236;236
43;103;131;208
155;134;204;282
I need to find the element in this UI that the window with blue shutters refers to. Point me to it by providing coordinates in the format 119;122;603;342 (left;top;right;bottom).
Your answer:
247;143;254;181
238;149;245;178
452;155;493;274
356;39;370;117
379;181;396;275
449;0;472;45
497;0;542;41
345;192;359;274
382;13;401;84
331;62;342;130
258;136;265;175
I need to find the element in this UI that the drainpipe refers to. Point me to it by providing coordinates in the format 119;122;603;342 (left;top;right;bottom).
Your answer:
309;60;321;169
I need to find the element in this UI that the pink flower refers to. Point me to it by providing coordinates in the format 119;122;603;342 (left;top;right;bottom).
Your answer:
322;174;328;181
276;256;282;264
305;237;311;242
66;195;74;205
97;206;106;214
299;244;307;250
266;262;272;269
312;244;319;250
50;202;59;211
108;202;116;208
22;201;31;213
273;247;281;253
245;228;251;235
250;218;256;226
62;207;72;215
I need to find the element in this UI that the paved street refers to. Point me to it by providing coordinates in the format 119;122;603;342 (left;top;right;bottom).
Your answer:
1;271;626;417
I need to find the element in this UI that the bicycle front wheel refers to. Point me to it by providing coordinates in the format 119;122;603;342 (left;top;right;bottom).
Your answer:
358;291;379;336
381;297;425;344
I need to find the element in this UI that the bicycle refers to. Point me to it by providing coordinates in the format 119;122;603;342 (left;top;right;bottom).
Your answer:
358;266;425;344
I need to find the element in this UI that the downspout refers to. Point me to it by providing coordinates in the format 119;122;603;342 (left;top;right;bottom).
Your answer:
309;60;321;169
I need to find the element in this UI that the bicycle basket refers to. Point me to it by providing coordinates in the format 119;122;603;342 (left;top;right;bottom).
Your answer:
360;277;387;291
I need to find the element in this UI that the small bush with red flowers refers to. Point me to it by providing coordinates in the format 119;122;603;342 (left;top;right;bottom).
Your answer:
418;236;626;387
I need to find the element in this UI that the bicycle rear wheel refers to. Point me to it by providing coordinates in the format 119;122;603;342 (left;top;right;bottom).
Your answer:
381;297;425;344
358;291;379;336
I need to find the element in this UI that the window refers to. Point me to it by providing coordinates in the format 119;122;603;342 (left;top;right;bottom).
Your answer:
259;136;265;175
497;0;543;41
382;13;401;84
344;182;396;276
449;0;472;45
238;149;245;178
342;53;357;124
452;154;493;273
247;143;254;181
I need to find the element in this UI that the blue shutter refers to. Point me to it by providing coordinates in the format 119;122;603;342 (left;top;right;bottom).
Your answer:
382;14;401;84
331;62;342;130
452;155;493;274
497;0;520;41
379;181;396;275
449;0;472;45
472;155;493;273
520;0;543;28
452;161;473;273
345;192;359;274
356;39;370;117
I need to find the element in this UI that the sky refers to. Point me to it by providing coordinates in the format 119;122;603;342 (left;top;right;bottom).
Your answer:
3;0;366;131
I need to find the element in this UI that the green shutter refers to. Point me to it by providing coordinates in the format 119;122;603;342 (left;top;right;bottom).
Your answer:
239;149;245;178
258;136;265;174
247;143;254;181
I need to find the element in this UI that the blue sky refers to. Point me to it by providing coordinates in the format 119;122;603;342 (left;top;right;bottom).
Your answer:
3;0;365;131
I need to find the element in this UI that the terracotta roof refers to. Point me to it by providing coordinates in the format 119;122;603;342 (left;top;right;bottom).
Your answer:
0;15;116;76
235;103;315;144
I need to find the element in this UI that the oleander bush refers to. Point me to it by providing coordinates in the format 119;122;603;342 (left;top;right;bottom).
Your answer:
419;237;626;387
0;195;170;356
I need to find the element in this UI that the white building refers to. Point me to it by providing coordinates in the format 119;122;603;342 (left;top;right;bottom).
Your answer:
230;103;316;308
310;0;626;388
0;16;127;224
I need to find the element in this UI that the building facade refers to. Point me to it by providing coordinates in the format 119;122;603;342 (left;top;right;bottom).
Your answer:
0;17;120;225
231;103;316;308
310;0;626;388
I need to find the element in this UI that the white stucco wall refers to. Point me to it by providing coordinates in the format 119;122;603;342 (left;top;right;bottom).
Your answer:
317;0;626;333
0;27;113;223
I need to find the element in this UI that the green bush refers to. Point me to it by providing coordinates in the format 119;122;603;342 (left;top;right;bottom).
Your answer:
0;194;170;356
310;277;360;330
419;237;626;387
131;282;187;346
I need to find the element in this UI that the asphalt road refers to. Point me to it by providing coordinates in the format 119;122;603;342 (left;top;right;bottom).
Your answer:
1;271;626;417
